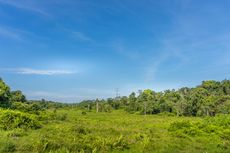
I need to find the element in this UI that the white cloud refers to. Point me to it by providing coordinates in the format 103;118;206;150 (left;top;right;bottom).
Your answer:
17;68;75;75
1;68;76;75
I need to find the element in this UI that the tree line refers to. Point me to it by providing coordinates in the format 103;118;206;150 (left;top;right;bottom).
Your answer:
78;80;230;116
0;78;70;113
1;77;230;116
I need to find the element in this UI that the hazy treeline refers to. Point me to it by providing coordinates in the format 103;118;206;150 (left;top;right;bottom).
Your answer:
78;80;230;116
0;78;71;112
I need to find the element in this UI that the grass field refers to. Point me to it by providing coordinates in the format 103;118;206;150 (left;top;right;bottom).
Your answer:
0;108;229;153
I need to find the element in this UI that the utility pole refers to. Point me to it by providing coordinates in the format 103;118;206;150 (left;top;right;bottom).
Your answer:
115;88;120;100
96;99;99;113
96;102;99;113
115;88;119;98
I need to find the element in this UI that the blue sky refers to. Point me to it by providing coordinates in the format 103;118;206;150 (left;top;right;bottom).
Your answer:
0;0;230;102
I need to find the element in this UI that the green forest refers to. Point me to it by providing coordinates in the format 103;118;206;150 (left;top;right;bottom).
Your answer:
0;78;230;153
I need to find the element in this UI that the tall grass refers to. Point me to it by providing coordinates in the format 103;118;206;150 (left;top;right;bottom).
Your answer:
0;108;229;153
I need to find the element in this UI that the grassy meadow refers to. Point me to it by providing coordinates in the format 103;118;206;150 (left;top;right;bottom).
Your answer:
0;108;229;153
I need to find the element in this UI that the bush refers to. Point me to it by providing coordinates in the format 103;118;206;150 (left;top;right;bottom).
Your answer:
81;111;87;115
221;129;230;140
70;125;90;135
0;141;16;153
49;112;67;121
204;114;230;127
0;109;41;130
111;135;129;150
169;121;203;136
38;111;67;122
168;120;192;132
11;102;43;115
10;102;29;112
169;115;230;138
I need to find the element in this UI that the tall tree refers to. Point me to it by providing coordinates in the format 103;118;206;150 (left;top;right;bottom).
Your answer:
186;87;209;116
0;78;11;108
127;92;137;112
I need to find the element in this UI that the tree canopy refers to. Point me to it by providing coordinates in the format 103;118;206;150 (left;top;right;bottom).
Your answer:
0;79;11;108
78;80;230;116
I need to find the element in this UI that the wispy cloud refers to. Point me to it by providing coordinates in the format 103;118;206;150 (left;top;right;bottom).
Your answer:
112;40;140;59
144;0;230;83
144;36;189;83
0;25;52;44
71;31;93;42
61;28;94;42
17;68;75;75
144;52;170;82
0;26;22;40
1;68;76;75
0;0;50;16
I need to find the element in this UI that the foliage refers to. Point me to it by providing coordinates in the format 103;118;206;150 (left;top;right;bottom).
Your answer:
0;109;41;130
0;109;228;153
78;79;230;117
0;79;11;108
0;77;229;152
0;141;16;153
10;90;26;103
169;115;230;138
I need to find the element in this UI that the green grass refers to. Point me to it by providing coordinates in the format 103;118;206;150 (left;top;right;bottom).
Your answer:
0;108;229;153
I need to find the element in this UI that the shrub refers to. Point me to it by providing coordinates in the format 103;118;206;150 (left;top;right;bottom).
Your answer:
50;112;67;121
70;125;90;135
221;129;230;140
111;135;129;150
38;111;67;122
81;111;87;115
11;102;43;115
0;141;16;153
168;120;192;132
0;109;41;130
11;102;29;112
169;120;203;136
169;115;230;138
204;114;230;127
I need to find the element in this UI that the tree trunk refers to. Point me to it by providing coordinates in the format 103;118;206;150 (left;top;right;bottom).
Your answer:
206;108;209;116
